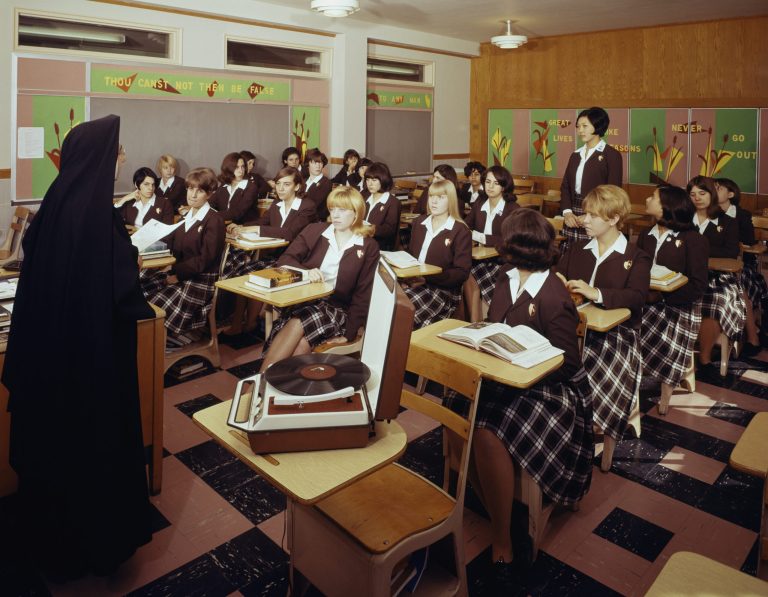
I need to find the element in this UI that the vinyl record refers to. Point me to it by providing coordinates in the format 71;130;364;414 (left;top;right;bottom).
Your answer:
265;353;371;396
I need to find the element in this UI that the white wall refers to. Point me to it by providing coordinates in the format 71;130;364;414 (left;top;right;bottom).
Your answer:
1;0;478;209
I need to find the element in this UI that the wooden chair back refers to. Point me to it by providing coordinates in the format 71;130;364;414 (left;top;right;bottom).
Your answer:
0;207;32;263
513;178;535;195
517;194;544;210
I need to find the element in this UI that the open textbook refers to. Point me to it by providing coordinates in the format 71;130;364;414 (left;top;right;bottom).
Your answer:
130;219;184;252
381;251;421;269
439;321;564;368
650;264;683;286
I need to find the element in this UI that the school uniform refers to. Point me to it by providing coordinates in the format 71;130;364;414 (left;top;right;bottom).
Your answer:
637;227;708;387
560;140;623;247
248;171;272;199
557;236;651;441
304;175;333;221
464;197;519;303
404;214;472;328
725;204;768;310
157;176;187;213
458;183;487;213
331;167;361;187
144;203;226;336
119;195;174;227
695;214;746;340
365;192;401;250
208;179;258;224
445;268;593;506
226;197;318;277
263;223;379;347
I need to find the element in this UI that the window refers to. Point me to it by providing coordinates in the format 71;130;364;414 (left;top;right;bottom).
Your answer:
16;11;176;62
367;57;433;85
226;37;330;78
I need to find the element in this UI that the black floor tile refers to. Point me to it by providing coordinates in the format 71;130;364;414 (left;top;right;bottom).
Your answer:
592;507;674;562
226;358;264;380
727;377;768;401
209;527;287;591
127;553;235;597
175;393;223;418
398;427;444;487
148;502;172;534
706;401;756;427
698;468;763;532
740;537;760;576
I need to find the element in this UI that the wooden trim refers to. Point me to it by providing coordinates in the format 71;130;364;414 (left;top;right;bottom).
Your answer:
329;157;344;166
433;153;469;160
368;38;476;59
92;0;336;38
0;169;10;180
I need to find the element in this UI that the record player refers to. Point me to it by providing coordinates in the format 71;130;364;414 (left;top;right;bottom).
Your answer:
227;259;415;453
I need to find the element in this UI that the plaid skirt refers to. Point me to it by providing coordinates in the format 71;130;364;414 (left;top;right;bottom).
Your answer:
700;273;746;340
741;261;768;309
471;259;500;304
562;196;590;249
403;284;461;329
139;269;167;299
224;247;277;279
263;300;347;351
147;272;218;336
444;368;594;505
583;326;641;441
640;300;702;387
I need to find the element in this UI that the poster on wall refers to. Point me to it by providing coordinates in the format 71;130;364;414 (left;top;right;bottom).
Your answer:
291;106;320;162
690;108;758;193
366;88;433;110
577;108;630;183
487;109;528;172
528;109;575;178
30;96;87;199
628;109;690;187
760;109;768;195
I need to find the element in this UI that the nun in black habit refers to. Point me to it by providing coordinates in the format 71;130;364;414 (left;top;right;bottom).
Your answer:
2;115;154;578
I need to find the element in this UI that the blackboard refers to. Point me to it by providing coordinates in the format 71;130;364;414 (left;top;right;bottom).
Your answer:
366;109;432;175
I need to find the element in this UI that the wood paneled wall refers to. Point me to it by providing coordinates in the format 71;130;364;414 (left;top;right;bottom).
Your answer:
469;16;768;208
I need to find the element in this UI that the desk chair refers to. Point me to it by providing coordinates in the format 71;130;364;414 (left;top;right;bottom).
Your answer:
291;343;482;597
512;177;535;195
0;207;32;266
546;216;566;247
516;194;544;211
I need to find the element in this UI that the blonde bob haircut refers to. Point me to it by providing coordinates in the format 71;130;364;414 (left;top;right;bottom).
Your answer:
428;179;466;223
326;186;375;238
582;184;631;228
156;154;178;173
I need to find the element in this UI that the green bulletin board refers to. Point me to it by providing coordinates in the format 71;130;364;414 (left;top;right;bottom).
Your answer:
291;106;321;162
628;108;690;187
488;109;513;169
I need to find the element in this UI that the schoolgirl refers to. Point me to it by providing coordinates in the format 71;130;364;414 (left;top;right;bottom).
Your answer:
259;186;379;371
116;167;174;227
363;162;401;250
303;148;333;221
416;164;459;214
458;161;487;212
331;148;361;187
155;154;187;214
557;185;650;457
355;158;373;194
463;165;519;322
403;180;472;328
208;152;258;224
240;150;271;199
637;185;708;413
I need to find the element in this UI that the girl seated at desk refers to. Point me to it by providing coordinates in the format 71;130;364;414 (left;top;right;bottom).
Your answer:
115;167;174;227
303;148;333;221
155;154;187;214
241;150;272;199
143;167;226;344
403;179;472;328
208;152;258;224
463;165;519;322
259;186;379;371
688;175;745;374
331;148;361;187
458;160;487;212
637;184;708;414
363;162;400;250
557;184;651;465
445;210;593;589
416;164;459;214
355;157;372;194
225;167;317;335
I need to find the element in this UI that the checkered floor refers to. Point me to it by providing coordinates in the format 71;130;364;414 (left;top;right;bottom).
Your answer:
2;333;767;596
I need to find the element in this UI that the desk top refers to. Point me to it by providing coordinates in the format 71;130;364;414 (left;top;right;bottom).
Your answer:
216;276;334;307
141;255;176;269
0;268;20;280
645;551;768;596
741;242;767;255
472;246;499;260
410;319;563;389
391;263;442;279
578;304;631;332
650;274;688;292
193;400;407;504
226;238;289;252
708;257;743;273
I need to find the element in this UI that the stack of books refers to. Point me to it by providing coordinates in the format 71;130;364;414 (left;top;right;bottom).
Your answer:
650;264;683;286
140;241;171;260
245;266;309;292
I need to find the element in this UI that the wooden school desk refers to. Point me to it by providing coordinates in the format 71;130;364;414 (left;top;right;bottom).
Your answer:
390;263;442;279
410;319;563;389
578;304;631;333
472;246;499;260
709;257;743;273
650;275;688;293
141;255;176;269
0;268;20;280
193;400;407;587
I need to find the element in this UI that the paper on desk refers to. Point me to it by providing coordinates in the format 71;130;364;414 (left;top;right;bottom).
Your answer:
130;219;184;252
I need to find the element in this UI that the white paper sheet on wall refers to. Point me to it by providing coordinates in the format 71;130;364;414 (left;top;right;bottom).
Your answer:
17;127;44;159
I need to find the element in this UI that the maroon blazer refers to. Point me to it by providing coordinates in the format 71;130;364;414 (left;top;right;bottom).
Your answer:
165;208;225;281
408;216;472;290
636;228;709;306
256;198;317;242
458;183;487;213
557;239;651;327
488;266;581;382
365;194;401;250
208;181;258;224
157;177;187;212
699;214;740;259
464;197;519;249
304;176;333;221
248;172;272;199
560;143;623;213
277;223;380;341
120;196;174;226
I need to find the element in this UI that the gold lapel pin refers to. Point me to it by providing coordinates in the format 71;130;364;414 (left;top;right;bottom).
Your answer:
445;238;451;246
598;155;604;161
156;207;161;214
356;249;363;259
717;225;723;233
675;239;682;248
624;259;632;270
528;304;536;317
197;225;203;233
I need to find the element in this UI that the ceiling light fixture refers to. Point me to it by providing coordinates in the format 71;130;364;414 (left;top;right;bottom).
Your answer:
310;0;359;18
491;19;527;49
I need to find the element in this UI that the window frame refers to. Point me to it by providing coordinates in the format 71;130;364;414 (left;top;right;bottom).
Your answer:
225;35;332;79
367;53;434;87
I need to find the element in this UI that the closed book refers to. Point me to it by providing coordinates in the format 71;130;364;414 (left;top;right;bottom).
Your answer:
248;266;307;289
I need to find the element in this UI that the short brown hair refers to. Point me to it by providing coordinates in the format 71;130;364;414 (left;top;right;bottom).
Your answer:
687;175;721;220
185;167;218;196
273;166;304;190
219;152;245;185
582;184;631;228
498;209;558;271
305;147;328;167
